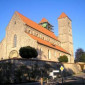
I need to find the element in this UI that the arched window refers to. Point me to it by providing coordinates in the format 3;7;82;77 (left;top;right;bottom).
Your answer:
13;34;17;47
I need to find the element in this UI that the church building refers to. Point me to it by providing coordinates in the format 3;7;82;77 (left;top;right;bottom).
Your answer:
0;12;74;63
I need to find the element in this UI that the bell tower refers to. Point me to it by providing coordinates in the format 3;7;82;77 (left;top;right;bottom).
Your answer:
39;18;53;31
58;12;74;63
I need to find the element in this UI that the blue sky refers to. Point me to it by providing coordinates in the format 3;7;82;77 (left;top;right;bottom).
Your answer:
0;0;85;57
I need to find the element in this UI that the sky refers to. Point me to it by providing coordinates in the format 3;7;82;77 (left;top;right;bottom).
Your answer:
0;0;85;57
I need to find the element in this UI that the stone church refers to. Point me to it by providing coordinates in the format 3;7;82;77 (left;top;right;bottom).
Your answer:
0;11;74;63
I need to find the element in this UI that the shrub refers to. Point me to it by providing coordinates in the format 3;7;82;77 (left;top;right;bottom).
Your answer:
19;46;38;59
58;55;68;62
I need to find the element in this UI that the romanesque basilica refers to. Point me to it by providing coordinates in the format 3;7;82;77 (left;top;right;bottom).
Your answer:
0;12;74;63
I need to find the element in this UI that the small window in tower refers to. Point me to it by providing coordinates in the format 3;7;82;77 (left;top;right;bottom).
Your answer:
68;22;70;25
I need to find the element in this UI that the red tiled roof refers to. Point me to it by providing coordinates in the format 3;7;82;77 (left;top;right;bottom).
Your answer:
58;12;68;19
26;33;69;54
39;18;49;23
16;11;59;41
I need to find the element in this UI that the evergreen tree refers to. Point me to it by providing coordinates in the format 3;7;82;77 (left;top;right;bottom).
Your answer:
75;48;84;62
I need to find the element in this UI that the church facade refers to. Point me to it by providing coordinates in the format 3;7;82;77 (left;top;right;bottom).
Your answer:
0;12;74;63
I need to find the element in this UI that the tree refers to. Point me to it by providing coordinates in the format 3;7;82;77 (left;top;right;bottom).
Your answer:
58;55;68;62
75;48;84;62
80;53;85;62
19;46;38;59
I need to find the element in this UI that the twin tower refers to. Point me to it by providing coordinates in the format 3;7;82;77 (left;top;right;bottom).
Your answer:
58;12;74;62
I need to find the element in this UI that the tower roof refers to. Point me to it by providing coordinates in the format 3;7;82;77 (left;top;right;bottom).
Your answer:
39;18;49;23
58;12;68;19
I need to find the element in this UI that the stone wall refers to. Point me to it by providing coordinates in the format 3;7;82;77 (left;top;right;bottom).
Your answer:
0;59;82;75
63;63;82;74
76;62;85;72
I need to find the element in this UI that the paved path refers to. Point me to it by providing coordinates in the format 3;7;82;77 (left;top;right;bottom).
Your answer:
45;73;85;85
57;73;85;85
63;73;85;82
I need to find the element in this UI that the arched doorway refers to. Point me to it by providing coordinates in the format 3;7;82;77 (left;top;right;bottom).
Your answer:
9;50;19;58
